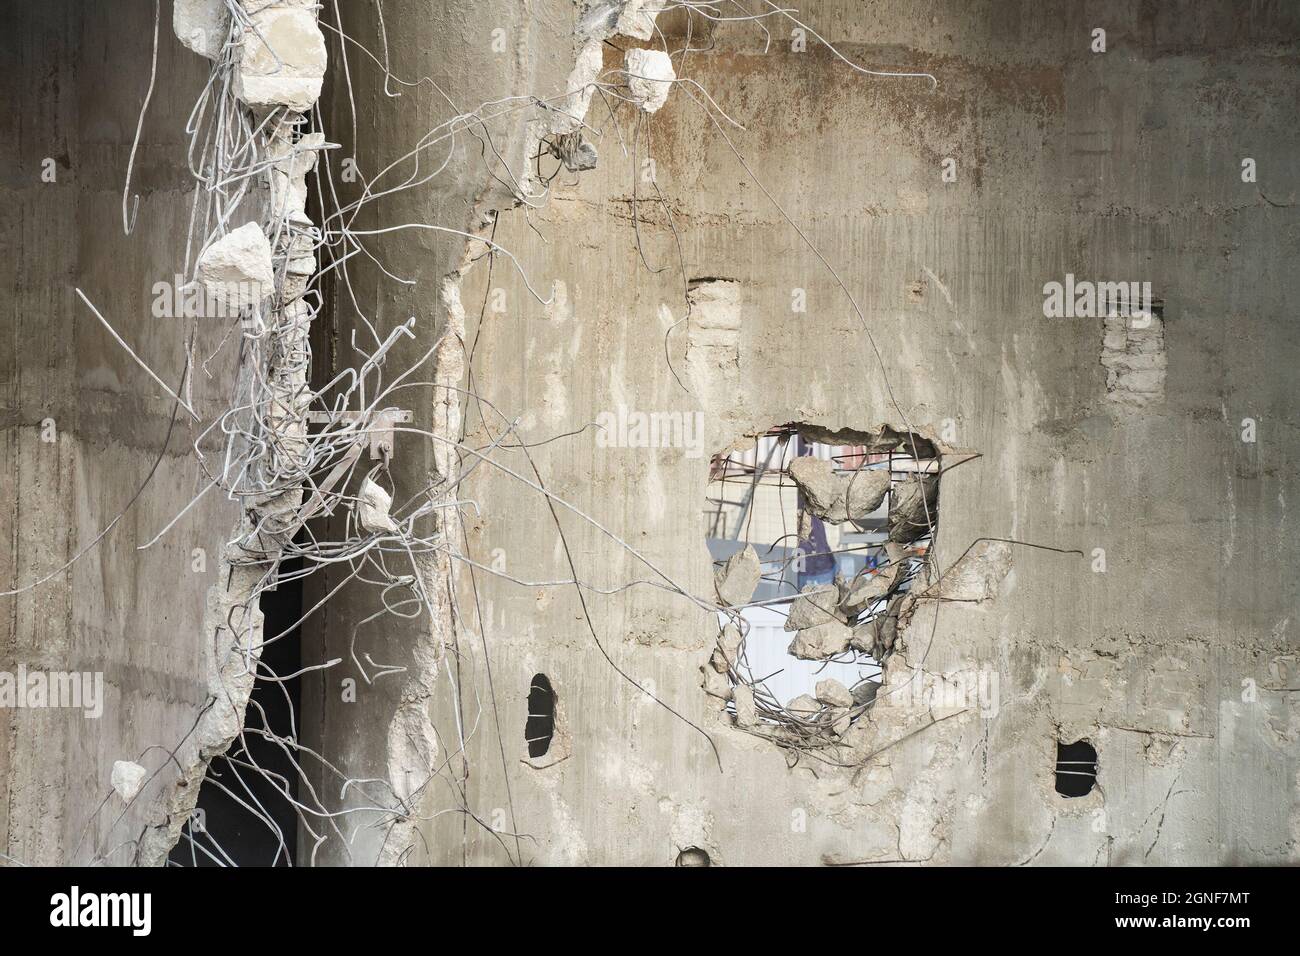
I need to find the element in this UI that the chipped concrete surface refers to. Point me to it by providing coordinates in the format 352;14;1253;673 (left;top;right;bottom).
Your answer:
1;0;1296;868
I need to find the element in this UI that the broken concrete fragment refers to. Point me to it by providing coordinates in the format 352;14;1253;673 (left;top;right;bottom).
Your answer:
732;684;757;727
786;694;821;717
710;622;743;673
789;456;889;525
270;131;324;221
844;468;891;520
788;455;841;518
831;709;855;737
236;6;327;111
174;0;228;60
784;583;844;631
553;132;598;171
701;664;732;704
888;475;939;543
788;619;852;660
615;0;668;39
851;594;906;659
815;678;854;709
927;540;1013;602
840;562;904;617
625;48;675;113
714;545;760;608
851;680;881;706
357;477;400;534
553;39;604;134
197;222;274;312
111;760;147;803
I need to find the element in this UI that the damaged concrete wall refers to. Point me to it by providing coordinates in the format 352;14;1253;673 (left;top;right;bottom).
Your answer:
326;0;1295;865
0;1;236;864
1;0;1295;868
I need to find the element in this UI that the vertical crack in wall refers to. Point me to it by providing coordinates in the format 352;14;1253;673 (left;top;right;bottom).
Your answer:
136;0;327;865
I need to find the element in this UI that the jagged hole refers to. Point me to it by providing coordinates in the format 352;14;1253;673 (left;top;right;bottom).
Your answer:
705;426;938;728
525;674;556;759
1055;739;1098;797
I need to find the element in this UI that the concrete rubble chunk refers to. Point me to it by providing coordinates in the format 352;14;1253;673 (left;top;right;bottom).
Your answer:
788;619;852;660
625;48;675;113
197;222;274;312
732;684;757;726
784;583;844;631
236;6;327;111
929;540;1013;602
786;694;821;717
840;562;904;617
111;760;148;803
615;0;668;40
553;39;604;135
701;664;732;703
788;455;842;518
851;594;906;659
271;131;325;221
852;680;881;706
174;0;229;60
554;132;599;171
815;678;854;708
844;468;891;520
888;475;939;543
715;545;760;608
710;622;744;673
357;477;400;534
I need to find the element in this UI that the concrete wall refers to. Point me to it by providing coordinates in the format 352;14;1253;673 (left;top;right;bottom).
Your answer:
306;0;1298;864
1;0;1295;867
0;1;234;865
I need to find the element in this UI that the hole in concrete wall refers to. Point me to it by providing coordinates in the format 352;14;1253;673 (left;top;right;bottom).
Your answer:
525;673;556;759
704;425;939;738
675;846;712;866
1055;739;1098;797
169;551;304;866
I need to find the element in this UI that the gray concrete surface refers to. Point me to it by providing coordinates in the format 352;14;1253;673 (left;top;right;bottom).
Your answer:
1;0;1296;866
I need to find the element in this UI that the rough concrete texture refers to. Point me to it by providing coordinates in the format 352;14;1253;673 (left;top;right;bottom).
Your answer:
714;544;760;607
625;48;676;114
234;4;327;111
196;221;275;311
405;0;1299;865
1;1;238;863
1;0;1296;868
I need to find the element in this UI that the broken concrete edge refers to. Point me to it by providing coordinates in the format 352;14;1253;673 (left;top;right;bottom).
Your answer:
135;1;328;867
519;1;669;198
375;272;470;866
135;561;266;865
522;687;574;770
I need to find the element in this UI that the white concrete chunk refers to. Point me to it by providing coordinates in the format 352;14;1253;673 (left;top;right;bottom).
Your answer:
237;7;327;111
111;760;148;803
625;48;675;113
174;0;228;60
357;477;400;534
197;222;274;312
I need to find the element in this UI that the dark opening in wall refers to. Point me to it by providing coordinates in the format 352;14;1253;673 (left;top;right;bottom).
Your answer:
169;552;304;866
1055;739;1098;797
525;674;556;759
676;846;712;867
